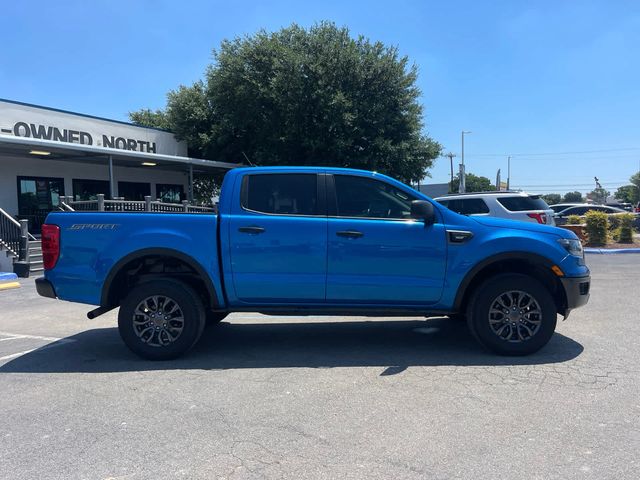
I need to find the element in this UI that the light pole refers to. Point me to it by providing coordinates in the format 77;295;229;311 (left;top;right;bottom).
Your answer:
507;155;511;190
460;131;471;193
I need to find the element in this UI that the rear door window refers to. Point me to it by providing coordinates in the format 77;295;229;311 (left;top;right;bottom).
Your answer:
497;196;549;211
562;206;588;215
241;174;318;215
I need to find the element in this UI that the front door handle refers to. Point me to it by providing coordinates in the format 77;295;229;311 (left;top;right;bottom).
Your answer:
336;230;364;238
238;226;265;234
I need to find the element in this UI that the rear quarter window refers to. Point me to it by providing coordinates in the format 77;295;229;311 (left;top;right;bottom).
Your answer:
440;198;489;215
497;196;549;211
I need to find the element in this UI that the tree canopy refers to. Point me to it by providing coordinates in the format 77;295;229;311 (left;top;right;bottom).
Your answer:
449;172;495;193
130;22;441;184
541;193;561;205
614;185;639;204
562;191;583;203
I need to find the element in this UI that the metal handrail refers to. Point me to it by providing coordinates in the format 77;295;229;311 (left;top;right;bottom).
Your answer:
0;207;36;240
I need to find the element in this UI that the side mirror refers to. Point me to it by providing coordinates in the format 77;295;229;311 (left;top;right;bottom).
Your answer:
410;200;436;225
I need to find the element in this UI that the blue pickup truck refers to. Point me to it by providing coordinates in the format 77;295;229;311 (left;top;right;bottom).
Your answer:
36;167;590;359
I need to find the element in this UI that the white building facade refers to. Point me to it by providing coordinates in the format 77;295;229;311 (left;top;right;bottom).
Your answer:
0;99;236;234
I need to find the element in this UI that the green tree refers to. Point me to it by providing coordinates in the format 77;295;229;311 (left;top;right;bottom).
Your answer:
628;171;640;204
541;193;562;205
562;191;583;203
449;173;495;193
128;109;171;131
130;22;441;184
588;187;609;205
614;185;639;204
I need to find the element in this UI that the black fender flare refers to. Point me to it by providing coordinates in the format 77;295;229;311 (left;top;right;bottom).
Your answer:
100;247;220;308
452;251;557;311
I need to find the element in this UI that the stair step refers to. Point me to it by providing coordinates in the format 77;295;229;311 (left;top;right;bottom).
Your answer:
30;267;44;274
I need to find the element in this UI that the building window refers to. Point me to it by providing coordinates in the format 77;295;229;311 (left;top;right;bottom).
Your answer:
156;184;185;203
17;176;65;233
73;179;110;200
118;181;151;201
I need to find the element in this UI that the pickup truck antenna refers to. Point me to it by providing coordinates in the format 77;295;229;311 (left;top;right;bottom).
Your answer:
241;151;255;167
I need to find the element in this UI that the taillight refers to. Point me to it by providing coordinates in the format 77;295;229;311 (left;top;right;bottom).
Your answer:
41;224;60;270
527;213;546;224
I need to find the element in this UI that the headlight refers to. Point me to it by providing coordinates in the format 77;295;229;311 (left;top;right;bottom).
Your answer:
557;238;583;257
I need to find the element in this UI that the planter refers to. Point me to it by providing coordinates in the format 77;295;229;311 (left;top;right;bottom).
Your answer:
559;224;587;242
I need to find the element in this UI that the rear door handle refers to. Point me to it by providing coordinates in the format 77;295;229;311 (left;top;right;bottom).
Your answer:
336;230;364;238
238;226;265;234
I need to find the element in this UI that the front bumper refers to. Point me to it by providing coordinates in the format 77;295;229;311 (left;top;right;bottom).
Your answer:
560;275;590;314
35;277;57;299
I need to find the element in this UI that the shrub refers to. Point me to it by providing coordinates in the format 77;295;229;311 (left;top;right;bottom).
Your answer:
608;214;620;230
584;210;608;246
617;213;635;243
566;215;583;225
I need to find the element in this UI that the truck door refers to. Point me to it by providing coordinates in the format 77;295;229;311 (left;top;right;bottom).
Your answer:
326;174;447;305
228;172;327;303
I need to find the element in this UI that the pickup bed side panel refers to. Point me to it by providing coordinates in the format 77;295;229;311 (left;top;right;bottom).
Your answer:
43;212;223;307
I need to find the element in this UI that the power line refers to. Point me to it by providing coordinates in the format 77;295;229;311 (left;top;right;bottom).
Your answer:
470;147;640;157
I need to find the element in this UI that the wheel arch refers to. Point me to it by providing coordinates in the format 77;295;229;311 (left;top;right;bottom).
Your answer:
453;252;569;316
101;248;220;310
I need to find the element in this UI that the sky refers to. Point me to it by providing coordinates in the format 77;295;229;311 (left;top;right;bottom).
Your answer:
1;0;640;195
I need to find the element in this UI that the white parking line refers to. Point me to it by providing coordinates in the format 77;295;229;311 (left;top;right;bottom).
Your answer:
0;331;69;342
0;349;39;361
0;331;76;361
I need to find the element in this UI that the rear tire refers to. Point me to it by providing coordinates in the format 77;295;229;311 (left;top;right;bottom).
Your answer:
466;274;557;355
118;278;205;360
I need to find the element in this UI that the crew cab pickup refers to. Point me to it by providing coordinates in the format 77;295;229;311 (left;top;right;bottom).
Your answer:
36;167;591;359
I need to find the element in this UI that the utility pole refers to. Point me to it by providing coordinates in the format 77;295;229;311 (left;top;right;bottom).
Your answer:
460;131;471;193
507;156;511;190
445;152;456;192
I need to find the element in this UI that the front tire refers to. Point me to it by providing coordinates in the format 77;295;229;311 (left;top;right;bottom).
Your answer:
466;274;557;355
118;278;205;360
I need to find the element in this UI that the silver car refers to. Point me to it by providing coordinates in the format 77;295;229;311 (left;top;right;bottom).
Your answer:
434;191;556;225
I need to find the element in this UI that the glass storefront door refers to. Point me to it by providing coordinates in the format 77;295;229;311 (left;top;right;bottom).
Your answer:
17;176;65;234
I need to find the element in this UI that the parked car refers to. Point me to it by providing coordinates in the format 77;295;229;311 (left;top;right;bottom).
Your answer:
36;167;590;359
434;192;556;225
548;203;583;214
554;204;640;227
606;202;633;212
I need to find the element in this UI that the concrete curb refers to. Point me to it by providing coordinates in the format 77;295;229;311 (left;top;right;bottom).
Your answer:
585;248;640;254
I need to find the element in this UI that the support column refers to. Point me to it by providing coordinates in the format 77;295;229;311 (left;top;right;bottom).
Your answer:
108;155;116;199
188;164;194;202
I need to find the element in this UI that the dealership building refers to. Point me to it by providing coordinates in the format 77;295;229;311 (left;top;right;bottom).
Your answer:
0;98;237;235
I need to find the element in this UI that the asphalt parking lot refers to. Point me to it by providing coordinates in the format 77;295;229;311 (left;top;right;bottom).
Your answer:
0;255;639;480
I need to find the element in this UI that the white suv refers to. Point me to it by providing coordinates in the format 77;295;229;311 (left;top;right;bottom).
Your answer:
434;191;556;226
